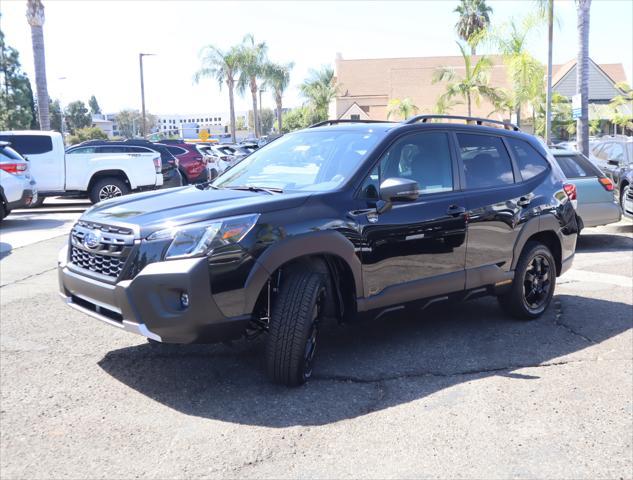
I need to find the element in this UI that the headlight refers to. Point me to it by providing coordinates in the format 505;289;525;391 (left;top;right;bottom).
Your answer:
147;214;260;260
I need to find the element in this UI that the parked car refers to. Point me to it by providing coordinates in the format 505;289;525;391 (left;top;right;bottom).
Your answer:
590;136;633;213
550;149;621;228
68;140;183;190
0;141;37;221
0;131;162;204
58;116;579;386
159;142;208;184
619;165;633;219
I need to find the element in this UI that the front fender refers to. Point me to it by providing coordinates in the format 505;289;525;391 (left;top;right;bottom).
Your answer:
242;230;363;313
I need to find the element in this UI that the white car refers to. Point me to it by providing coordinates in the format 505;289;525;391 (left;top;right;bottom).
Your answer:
0;141;37;222
0;131;163;204
196;144;235;179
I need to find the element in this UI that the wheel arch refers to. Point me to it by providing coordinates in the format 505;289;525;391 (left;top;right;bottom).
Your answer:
243;231;363;320
512;215;563;276
87;170;132;193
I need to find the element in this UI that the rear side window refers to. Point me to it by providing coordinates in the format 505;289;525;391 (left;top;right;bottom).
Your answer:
0;146;24;162
457;133;514;188
506;138;549;180
0;135;53;155
554;154;602;179
166;146;186;156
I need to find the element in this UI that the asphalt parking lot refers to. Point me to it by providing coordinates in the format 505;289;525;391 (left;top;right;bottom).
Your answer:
1;201;631;479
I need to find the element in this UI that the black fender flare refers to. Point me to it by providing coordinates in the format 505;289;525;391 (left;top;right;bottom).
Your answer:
243;230;363;313
0;185;7;206
510;213;562;270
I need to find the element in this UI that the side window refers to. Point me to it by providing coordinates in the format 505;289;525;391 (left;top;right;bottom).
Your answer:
607;143;624;162
506;138;549;180
0;135;53;155
360;132;453;199
96;146;126;154
67;146;96;155
592;144;607;160
457;133;514;188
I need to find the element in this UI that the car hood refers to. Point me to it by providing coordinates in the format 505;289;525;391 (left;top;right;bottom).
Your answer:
82;186;311;236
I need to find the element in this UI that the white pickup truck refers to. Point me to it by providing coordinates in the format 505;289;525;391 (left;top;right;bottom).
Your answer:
0;131;163;204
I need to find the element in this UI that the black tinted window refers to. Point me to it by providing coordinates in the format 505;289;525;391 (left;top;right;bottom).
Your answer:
0;135;53;155
96;146;127;154
166;146;186;156
0;146;24;161
457;134;514;188
506;138;549;180
554;154;602;179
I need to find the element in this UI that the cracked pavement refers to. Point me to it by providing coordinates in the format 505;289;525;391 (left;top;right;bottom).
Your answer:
0;212;631;479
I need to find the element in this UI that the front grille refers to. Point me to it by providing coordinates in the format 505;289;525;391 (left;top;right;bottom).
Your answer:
69;221;135;280
70;246;126;278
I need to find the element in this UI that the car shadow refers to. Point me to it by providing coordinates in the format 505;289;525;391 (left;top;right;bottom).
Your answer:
0;242;12;259
0;218;67;232
98;294;631;428
577;232;633;253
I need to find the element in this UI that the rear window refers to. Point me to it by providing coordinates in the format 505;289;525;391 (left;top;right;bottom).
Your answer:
166;146;187;156
554;154;603;179
0;146;25;162
506;138;550;180
0;135;53;155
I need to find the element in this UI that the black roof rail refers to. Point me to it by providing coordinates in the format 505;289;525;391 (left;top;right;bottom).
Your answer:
309;119;396;128
404;115;520;131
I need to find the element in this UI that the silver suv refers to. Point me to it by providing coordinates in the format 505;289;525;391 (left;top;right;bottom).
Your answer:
590;136;633;211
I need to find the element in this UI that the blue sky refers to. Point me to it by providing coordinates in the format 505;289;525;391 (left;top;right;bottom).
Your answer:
1;0;631;116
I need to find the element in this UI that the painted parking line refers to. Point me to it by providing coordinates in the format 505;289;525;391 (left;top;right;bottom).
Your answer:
560;269;633;288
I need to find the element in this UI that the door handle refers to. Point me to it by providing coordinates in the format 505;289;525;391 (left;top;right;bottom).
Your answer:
517;196;532;207
446;205;466;216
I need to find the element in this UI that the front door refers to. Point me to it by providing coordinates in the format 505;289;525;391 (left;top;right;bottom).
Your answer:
354;131;467;308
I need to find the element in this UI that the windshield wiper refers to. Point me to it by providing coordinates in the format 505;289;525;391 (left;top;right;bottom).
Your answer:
226;185;283;194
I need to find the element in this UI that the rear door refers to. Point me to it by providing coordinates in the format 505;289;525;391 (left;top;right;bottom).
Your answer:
64;146;98;190
356;130;467;304
456;133;542;288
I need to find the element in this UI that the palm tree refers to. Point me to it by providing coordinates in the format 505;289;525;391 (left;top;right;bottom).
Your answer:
576;0;591;156
432;42;502;117
263;62;294;133
608;82;633;135
236;34;268;138
387;98;419;120
491;16;545;127
454;0;493;55
26;0;50;130
300;66;337;123
194;45;241;142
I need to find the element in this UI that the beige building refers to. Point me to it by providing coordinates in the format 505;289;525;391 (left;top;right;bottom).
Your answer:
331;53;628;122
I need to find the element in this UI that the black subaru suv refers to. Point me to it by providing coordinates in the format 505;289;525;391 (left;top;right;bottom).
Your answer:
58;116;579;386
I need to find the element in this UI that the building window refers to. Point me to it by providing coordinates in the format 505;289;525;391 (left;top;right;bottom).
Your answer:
350;114;361;121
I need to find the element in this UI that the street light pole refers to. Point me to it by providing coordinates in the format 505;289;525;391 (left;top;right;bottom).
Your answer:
259;88;265;136
58;76;67;138
545;0;554;145
139;53;155;138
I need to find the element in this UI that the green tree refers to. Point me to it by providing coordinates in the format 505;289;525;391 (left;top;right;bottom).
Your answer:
260;108;275;135
263;61;294;133
194;45;241;142
236;34;268;138
609;82;633;134
64;100;91;133
235;116;246;131
115;109;156;139
387;97;419;120
281;106;312;132
0;22;37;130
576;0;591;155
454;0;493;55
49;98;62;132
66;126;108;145
432;42;502;117
88;95;101;115
491;16;545;126
26;0;50;130
300;66;337;123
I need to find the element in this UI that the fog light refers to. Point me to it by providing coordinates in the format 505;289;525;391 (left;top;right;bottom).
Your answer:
180;292;190;308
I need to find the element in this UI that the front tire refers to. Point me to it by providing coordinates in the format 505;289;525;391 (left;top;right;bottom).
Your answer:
265;270;327;386
89;177;130;204
498;241;556;320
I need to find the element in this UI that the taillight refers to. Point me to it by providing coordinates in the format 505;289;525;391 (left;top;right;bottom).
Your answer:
153;157;161;173
598;177;614;191
0;163;27;174
563;183;577;201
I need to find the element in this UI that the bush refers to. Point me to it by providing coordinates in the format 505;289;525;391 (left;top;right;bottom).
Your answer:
66;127;108;145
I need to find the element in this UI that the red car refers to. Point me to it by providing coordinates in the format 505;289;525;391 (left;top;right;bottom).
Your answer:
159;143;208;184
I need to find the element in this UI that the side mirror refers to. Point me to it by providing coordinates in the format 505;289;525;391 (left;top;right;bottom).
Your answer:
379;177;420;203
376;177;420;215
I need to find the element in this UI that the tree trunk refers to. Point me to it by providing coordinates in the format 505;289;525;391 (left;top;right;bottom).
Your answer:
250;78;259;138
516;104;521;128
275;92;283;133
228;79;236;143
467;94;472;117
30;24;50;130
576;0;591;156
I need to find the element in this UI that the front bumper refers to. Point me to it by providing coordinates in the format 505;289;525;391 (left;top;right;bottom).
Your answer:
58;245;250;344
623;190;633;219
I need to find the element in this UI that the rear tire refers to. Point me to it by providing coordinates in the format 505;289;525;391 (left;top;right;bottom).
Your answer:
498;241;556;320
621;184;630;212
28;197;45;208
0;202;6;222
89;177;130;204
265;270;327;386
179;169;189;185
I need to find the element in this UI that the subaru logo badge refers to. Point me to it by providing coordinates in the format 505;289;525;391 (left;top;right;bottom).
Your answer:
83;231;101;249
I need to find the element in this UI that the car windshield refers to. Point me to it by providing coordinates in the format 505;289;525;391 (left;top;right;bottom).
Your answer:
212;129;383;192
